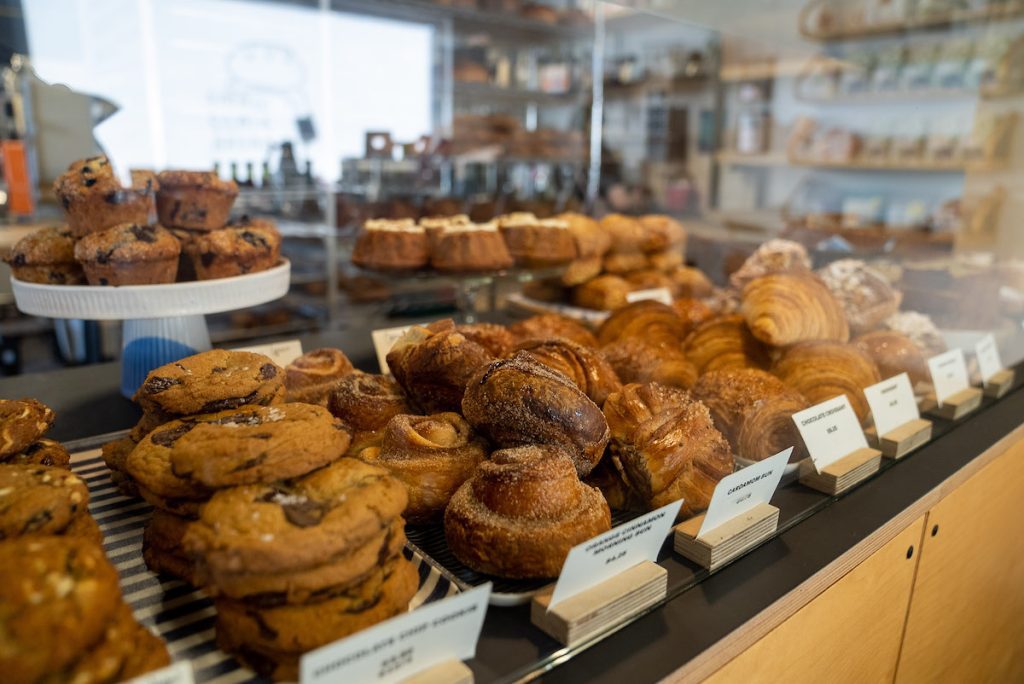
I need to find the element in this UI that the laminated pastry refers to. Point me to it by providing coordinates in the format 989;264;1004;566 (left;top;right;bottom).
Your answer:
596;300;690;347
455;323;517;358
624;269;676;293
729;238;812;290
359;412;487;523
572;274;633;311
509;313;598;348
603;252;649;275
4;226;85;285
429;220;514;272
672;297;715;330
602;383;734;516
514;338;622;406
561;255;604;286
817;259;902;335
74;223;181;286
522;278;570;303
667;266;714;298
600;214;646;255
461;353;610;477
683;315;770;373
601;338;697;389
737;392;811;464
647;249;684;273
771;341;882;424
0;464;89;538
386;320;495;413
853;330;930;387
444;445;611;578
741;273;850;346
0;398;55;459
53;156;155;237
183;216;282;280
327;373;411;454
155;170;238;230
882;310;947;357
352;219;430;271
283;348;355;405
638;214;686;253
558;212;611;258
498;214;577;267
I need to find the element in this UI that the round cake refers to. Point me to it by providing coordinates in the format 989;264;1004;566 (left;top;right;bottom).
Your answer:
498;213;576;267
430;221;513;272
351;219;429;271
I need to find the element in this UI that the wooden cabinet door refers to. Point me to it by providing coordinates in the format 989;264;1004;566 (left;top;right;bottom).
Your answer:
896;440;1024;683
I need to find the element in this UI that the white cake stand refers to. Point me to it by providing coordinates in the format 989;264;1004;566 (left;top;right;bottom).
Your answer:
11;260;291;397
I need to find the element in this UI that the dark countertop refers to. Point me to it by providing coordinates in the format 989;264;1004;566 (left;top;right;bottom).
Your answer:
1;328;1020;683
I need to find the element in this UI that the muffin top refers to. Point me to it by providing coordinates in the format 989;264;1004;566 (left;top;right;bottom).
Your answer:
74;223;181;263
188;217;281;258
156;170;238;195
53;156;155;206
5;226;77;265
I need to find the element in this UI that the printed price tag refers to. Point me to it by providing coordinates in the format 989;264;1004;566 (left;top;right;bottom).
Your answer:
626;287;674;306
927;348;970;406
126;662;194;684
792;394;868;472
549;499;682;609
698;448;791;538
975;334;1004;385
864;373;920;438
371;326;412;375
232;339;304;367
300;584;490;684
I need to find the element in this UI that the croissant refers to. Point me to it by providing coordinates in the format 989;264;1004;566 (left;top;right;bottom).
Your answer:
624;269;675;294
561;256;604;286
508;313;598;348
602;252;649;274
737;392;809;464
603;383;733;517
284;348;354;405
461;353;609;477
558;212;611;258
455;323;516;358
444;445;611;578
386;320;495;413
667;266;713;298
514;338;622;406
683;314;770;373
673;298;715;330
638;214;686;253
359;413;487;523
647;250;684;273
600;214;646;255
601;338;698;389
573;274;632;310
741;273;850;346
596;300;689;347
853;330;930;387
771;341;881;424
327;373;411;453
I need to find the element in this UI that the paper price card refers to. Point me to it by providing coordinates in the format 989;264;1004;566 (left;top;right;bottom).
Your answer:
232;339;303;367
864;373;920;438
792;394;868;472
371;326;412;374
975;334;1004;385
698;448;791;537
626;287;674;306
548;499;682;609
927;348;970;406
125;662;194;684
300;584;491;684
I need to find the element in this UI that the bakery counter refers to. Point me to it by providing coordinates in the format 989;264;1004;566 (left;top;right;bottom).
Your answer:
2;326;1023;683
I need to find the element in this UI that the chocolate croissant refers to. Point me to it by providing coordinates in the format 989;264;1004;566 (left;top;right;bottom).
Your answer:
515;338;622;406
444;445;611;578
461;353;610;477
737;392;809;464
327;373;411;453
683;314;770;374
386;320;495;413
673;297;715;330
596;300;690;347
508;313;598;348
573;274;632;311
771;341;881;424
284;348;354;405
853;330;930;387
741;273;850;347
603;383;733;517
359;412;487;523
601;338;697;390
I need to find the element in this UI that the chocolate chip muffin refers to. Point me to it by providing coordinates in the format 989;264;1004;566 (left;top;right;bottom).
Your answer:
156;170;238;230
4;226;84;285
183;216;282;280
53;156;155;238
74;223;181;286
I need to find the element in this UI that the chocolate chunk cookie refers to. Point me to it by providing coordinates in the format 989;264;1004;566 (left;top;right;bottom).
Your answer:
0;536;122;683
142;510;197;584
125;427;212;513
0;399;55;459
134;349;285;416
0;465;89;539
184;457;407;576
5;438;71;468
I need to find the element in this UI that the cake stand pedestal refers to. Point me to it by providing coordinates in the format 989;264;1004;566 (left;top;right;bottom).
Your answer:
11;261;291;397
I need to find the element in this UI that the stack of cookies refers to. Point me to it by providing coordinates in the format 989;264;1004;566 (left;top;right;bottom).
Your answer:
102;348;287;497
184;457;418;681
0;463;101;543
0;536;170;682
0;398;70;468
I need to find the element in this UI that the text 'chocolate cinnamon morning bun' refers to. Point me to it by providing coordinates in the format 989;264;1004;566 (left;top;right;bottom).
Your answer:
508;313;598;348
284;348;354;405
386;320;495;414
514;338;622;406
771;341;881;425
461;353;609;478
683;314;770;374
444;445;611;578
327;373;411;453
359;412;487;523
603;383;733;517
741;273;850;347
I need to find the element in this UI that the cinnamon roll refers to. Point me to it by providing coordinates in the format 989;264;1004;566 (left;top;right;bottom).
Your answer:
284;348;354;405
327;373;411;453
514;338;622;406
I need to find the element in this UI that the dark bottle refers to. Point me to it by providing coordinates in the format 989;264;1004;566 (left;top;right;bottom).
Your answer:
243;161;256;188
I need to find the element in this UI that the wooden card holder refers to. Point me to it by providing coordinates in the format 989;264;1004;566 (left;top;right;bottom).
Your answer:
673;502;779;571
530;561;667;647
866;418;933;459
984;368;1015;399
923;387;983;421
400;660;474;684
799;447;882;495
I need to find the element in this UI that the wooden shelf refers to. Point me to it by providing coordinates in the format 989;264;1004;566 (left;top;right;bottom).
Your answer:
603;76;709;99
720;57;848;82
798;84;1023;104
800;1;1024;42
453;82;583;105
717;151;1007;173
715;152;791;167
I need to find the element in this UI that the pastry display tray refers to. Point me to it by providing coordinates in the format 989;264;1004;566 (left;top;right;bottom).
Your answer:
67;431;459;684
